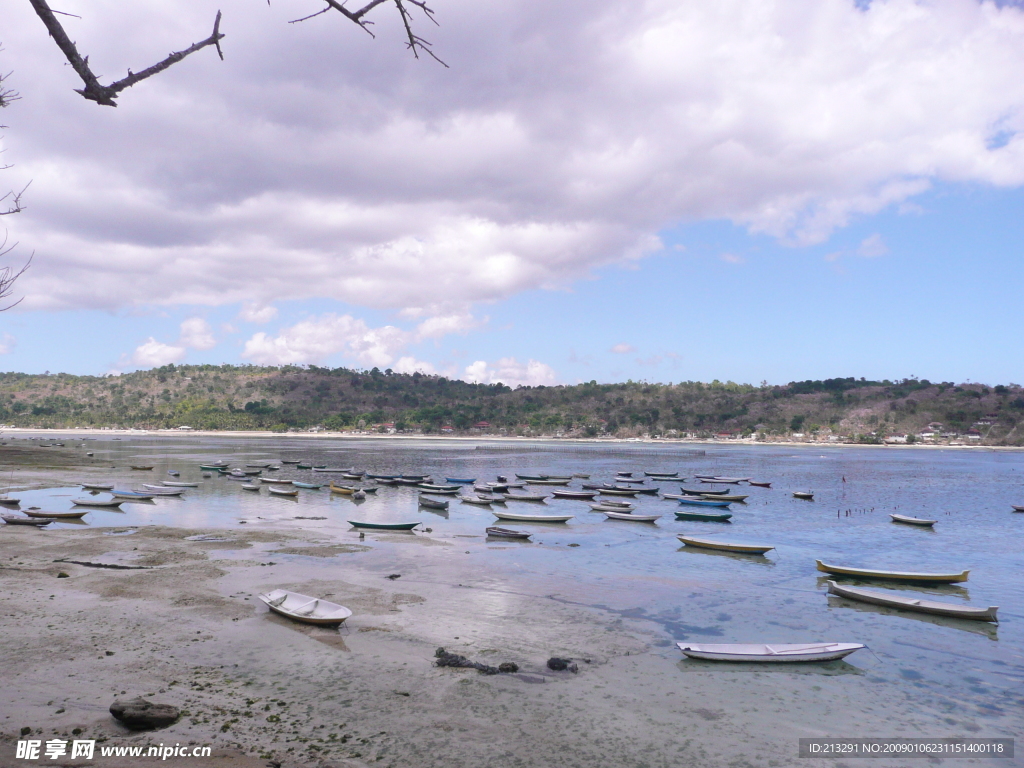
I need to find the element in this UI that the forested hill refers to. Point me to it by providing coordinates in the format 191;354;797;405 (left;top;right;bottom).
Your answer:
0;365;1022;444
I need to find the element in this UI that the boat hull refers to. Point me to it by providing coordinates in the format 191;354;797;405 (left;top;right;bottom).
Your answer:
492;511;572;523
826;581;997;622
258;589;352;625
348;520;420;530
816;560;969;583
675;511;732;522
677;535;773;554
677;642;863;663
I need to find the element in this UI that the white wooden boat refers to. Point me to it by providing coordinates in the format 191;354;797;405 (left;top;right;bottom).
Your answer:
81;483;114;491
602;510;661;522
826;581;998;622
503;493;549;502
24;509;88;519
268;486;299;496
460;495;493;505
111;490;155;499
677;642;864;663
241;484;260;491
0;497;20;505
492;510;573;523
526;479;571;486
551;490;598;500
161;481;200;487
793;491;814;500
890;514;936;527
677;535;774;554
589;502;636;512
815;559;969;583
1013;505;1024;513
418;496;450;510
2;514;56;526
485;526;532;539
260;478;294;485
72;498;124;507
312;467;357;473
139;485;186;495
258;589;353;626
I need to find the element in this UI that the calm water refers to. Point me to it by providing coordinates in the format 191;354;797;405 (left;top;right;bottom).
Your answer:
7;435;1024;730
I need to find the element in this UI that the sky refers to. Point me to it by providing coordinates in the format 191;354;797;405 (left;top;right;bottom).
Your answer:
1;0;1023;387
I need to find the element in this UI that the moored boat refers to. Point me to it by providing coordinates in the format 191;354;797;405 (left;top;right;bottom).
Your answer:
111;490;155;499
129;465;154;471
418;495;450;509
815;560;969;583
2;514;56;526
348;520;421;530
492;510;573;523
890;514;936;527
241;484;260;491
268;486;299;496
749;481;772;488
676;496;731;508
551;490;598;500
137;486;185;495
329;483;357;494
485;526;532;539
676;535;774;554
258;589;353;625
292;481;323;489
503;493;549;502
161;481;200;487
24;508;88;519
675;510;733;522
72;498;123;507
446;477;476;484
527;478;572;486
81;483;114;491
793;491;814;500
603;510;661;522
644;471;679;478
460;495;493;506
826;581;997;622
1011;505;1024;513
589;502;635;512
677;642;863;663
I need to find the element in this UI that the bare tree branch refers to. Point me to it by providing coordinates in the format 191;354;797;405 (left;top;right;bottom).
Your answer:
27;0;225;106
0;237;31;311
0;183;30;216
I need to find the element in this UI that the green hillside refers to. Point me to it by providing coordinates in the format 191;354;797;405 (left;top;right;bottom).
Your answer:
0;365;1021;444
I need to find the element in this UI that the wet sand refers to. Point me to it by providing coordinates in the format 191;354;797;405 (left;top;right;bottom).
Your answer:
1;517;1012;768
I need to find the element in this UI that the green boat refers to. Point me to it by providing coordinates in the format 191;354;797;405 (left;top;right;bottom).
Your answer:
348;520;421;531
296;464;312;470
199;464;228;472
674;510;733;522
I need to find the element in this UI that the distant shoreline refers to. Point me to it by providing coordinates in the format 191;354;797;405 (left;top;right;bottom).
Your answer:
1;425;1021;450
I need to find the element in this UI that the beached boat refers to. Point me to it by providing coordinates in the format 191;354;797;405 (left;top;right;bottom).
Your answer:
341;474;364;480
137;486;185;496
81;483;115;491
460;495;493;506
793;492;814;500
0;497;20;505
260;478;293;485
599;488;639;497
312;467;357;473
348;520;420;531
603;510;661;522
527;479;572;486
551;490;598;500
418;496;450;509
292;481;323;489
129;465;154;471
677;496;732;508
476;484;507;494
503;493;549;502
676;642;864;663
2;514;56;526
645;471;679;478
419;483;461;492
675;510;733;522
241;484;260;491
485;526;532;539
815;560;969;583
400;474;429;482
492;510;573;523
24;508;88;519
281;460;302;465
700;493;748;502
676;535;774;554
111;490;155;499
613;477;648;485
72;498;123;507
890;514;936;527
589;502;636;512
258;589;353;626
366;473;400;480
161;481;200;487
446;477;476;484
329;483;357;494
268;486;299;496
695;475;752;483
826;581;997;622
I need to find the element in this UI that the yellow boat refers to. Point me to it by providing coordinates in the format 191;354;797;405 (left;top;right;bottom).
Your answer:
815;560;968;583
329;483;357;495
676;535;774;555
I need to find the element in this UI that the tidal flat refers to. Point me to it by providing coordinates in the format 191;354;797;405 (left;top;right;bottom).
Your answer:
0;435;1020;767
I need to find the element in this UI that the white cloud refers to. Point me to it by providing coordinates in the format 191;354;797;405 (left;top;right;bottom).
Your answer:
178;317;216;350
611;343;635;354
238;303;279;324
391;356;438;375
464;357;559;387
0;333;15;354
719;253;746;265
241;313;410;367
6;0;1024;315
858;233;889;258
414;311;483;340
130;338;186;367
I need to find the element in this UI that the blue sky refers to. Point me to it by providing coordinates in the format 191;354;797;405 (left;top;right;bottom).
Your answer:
2;0;1024;386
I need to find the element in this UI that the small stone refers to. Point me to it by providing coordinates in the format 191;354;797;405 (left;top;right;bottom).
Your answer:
386;574;401;580
109;697;180;730
547;657;578;672
57;572;69;578
105;651;115;656
567;543;580;547
498;662;519;673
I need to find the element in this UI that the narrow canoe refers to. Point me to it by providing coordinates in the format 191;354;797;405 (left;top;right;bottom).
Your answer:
695;476;752;483
137;486;185;495
161;481;200;487
281;460;302;465
598;488;639;496
677;642;863;663
268;487;298;496
527;479;572;486
503;493;549;502
329;483;357;494
486;526;532;539
890;514;936;527
793;492;814;500
545;475;574;480
815;560;969;583
312;467;357;473
418;496;450;509
677;535;774;554
644;471;678;477
677;496;732;508
603;510;661;522
446;478;477;484
72;498;123;507
296;464;313;470
675;510;733;522
749;481;772;488
613;477;648;484
366;474;400;480
1011;505;1024;513
589;503;635;512
492;510;573;523
82;483;114;491
111;490;155;499
292;482;323;489
460;496;493;506
0;497;21;505
419;483;461;492
2;515;55;525
199;465;227;471
826;581;997;622
241;484;260;491
551;490;598;500
348;520;420;530
400;475;429;481
23;509;88;519
129;465;154;471
698;478;744;485
258;589;353;625
260;478;294;485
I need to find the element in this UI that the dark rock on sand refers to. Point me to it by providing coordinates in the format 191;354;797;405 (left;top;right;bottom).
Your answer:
498;662;519;673
434;647;510;675
547;657;578;673
109;697;180;730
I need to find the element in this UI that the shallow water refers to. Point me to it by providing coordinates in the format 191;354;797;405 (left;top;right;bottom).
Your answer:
6;434;1024;736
